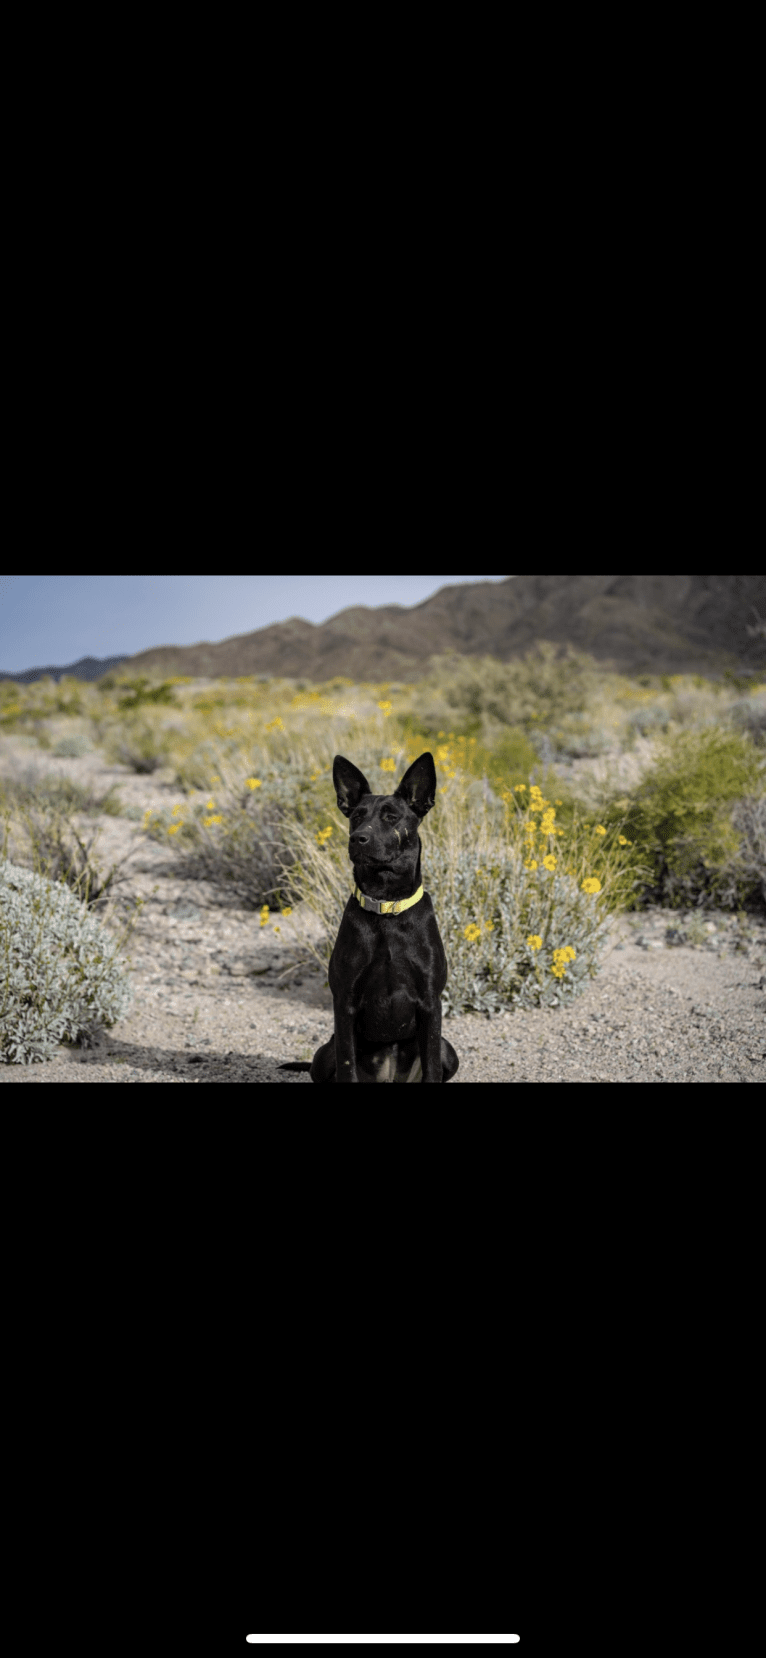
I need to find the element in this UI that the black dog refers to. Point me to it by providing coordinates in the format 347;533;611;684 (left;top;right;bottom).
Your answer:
280;752;459;1083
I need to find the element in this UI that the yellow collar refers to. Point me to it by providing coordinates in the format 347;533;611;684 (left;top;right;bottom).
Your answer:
353;882;424;916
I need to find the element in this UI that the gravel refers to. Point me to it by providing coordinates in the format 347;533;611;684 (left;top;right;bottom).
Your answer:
2;902;764;1085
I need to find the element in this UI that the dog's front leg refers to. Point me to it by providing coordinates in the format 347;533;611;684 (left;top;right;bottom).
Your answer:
416;1003;444;1083
334;1002;359;1083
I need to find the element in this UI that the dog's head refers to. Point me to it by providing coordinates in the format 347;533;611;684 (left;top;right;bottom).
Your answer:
333;752;437;890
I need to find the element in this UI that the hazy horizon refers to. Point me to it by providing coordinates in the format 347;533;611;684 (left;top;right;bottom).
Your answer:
0;575;512;675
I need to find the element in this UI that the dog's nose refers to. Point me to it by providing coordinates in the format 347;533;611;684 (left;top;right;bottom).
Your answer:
350;834;369;848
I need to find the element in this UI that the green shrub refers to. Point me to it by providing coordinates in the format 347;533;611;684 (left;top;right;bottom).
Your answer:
0;860;133;1063
101;718;171;774
483;726;543;787
609;726;766;912
50;678;86;717
115;677;179;712
406;641;606;742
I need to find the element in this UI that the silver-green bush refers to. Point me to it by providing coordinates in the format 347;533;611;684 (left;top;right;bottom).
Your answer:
0;860;133;1064
427;845;612;1016
52;734;92;757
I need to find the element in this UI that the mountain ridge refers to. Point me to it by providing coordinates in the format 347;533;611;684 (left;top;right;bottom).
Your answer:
0;653;130;686
1;576;764;686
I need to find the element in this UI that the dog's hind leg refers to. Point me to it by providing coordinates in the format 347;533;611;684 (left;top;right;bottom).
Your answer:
310;1035;337;1083
441;1037;459;1082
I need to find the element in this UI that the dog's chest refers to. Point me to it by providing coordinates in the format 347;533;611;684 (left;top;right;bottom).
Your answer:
360;944;419;1004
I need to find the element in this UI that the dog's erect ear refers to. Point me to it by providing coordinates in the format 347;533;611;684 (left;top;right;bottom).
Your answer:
333;755;374;819
394;752;437;820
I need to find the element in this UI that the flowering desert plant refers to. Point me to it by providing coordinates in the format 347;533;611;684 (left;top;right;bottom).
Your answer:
415;770;647;1014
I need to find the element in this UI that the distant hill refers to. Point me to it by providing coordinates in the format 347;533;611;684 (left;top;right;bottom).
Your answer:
2;576;765;688
99;574;766;682
0;654;129;686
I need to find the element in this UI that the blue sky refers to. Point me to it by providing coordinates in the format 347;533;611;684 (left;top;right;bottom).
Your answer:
0;575;511;674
